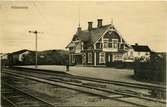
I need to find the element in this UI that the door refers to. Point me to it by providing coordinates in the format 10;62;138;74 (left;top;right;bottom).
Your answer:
75;55;82;64
106;53;113;64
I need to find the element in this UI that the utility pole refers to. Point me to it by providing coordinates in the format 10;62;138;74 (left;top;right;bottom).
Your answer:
0;55;2;72
28;30;42;68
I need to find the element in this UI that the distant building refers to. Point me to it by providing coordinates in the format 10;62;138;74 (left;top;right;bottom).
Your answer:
0;53;8;60
66;19;130;66
1;53;9;66
125;43;151;62
8;49;31;65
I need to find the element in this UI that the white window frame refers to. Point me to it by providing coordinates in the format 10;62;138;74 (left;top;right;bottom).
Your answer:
95;43;102;49
112;39;118;49
108;41;112;48
88;52;92;63
103;38;109;48
99;52;105;63
113;53;123;61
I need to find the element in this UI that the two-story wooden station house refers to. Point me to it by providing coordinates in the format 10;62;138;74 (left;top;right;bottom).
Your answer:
66;19;129;66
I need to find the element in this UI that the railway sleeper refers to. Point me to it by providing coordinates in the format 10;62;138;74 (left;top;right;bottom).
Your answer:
3;71;166;105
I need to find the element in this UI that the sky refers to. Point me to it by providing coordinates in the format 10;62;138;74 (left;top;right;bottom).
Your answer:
0;1;167;53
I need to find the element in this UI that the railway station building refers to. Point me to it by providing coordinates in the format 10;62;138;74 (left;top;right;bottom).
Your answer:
66;19;131;66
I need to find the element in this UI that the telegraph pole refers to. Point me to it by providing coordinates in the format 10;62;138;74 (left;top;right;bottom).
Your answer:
28;30;42;68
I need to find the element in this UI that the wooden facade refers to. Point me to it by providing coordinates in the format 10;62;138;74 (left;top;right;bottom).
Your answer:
66;19;130;66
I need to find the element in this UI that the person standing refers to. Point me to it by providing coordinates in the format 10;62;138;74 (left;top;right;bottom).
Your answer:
66;56;69;71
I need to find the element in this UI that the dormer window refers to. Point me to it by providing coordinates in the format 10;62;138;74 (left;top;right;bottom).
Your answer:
103;38;109;48
112;39;118;49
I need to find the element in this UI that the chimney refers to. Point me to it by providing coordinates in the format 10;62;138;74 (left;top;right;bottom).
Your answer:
135;43;138;46
97;19;103;28
77;26;82;32
88;22;93;30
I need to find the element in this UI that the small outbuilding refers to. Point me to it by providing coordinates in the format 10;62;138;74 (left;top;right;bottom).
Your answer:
125;43;151;62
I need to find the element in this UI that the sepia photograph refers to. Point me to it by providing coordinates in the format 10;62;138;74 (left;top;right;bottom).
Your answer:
0;1;166;107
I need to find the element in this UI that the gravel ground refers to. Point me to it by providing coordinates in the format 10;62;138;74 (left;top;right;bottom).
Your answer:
19;65;159;86
24;80;140;107
2;73;139;107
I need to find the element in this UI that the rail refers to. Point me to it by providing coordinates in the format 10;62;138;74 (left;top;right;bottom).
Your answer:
2;70;166;107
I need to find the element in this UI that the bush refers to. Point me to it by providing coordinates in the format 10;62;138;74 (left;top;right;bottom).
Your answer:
134;52;166;83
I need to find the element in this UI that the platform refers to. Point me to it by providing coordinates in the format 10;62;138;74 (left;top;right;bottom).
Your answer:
17;65;160;86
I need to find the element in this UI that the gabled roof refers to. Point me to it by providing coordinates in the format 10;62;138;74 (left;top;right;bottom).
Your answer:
66;42;76;48
90;24;111;43
78;24;111;43
66;24;111;48
10;49;30;55
78;30;90;42
131;45;151;52
66;23;130;49
66;41;80;48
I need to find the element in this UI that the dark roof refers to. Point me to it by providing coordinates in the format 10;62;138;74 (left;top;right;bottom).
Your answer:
66;24;129;49
131;45;151;52
9;49;31;55
66;24;111;48
66;41;80;48
78;24;111;43
90;25;110;43
78;30;90;42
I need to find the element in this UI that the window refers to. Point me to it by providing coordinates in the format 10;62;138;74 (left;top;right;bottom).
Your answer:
109;42;112;48
103;38;109;48
130;51;133;57
113;54;123;61
112;39;118;48
69;47;74;52
88;52;92;63
99;52;105;63
96;43;102;49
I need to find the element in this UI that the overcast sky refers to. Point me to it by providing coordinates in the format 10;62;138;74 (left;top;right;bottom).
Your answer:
0;1;167;53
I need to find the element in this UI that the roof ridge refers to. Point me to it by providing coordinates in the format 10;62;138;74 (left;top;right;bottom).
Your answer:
131;45;149;47
131;45;151;52
80;24;111;32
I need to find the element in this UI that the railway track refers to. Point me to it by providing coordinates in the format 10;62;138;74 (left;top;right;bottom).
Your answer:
1;82;55;107
2;68;166;107
3;68;166;100
5;67;166;92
